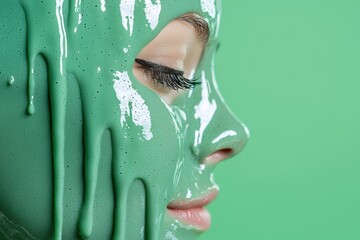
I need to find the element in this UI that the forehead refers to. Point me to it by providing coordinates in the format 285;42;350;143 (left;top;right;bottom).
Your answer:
119;0;221;53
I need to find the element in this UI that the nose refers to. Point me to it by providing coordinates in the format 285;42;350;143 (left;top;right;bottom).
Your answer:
193;97;249;165
206;109;249;165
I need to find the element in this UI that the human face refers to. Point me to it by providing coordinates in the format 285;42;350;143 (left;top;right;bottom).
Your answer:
0;0;248;239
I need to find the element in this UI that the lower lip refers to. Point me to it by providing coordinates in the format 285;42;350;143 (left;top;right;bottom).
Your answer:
167;207;211;231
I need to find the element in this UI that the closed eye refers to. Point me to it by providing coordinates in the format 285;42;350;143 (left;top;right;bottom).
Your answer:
134;58;200;90
132;13;208;104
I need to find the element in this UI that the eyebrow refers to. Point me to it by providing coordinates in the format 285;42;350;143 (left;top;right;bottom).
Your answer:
177;13;210;43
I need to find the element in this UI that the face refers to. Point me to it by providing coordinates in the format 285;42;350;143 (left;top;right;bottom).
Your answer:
0;0;248;239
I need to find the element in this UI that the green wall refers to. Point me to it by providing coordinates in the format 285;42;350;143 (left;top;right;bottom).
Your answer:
202;1;360;239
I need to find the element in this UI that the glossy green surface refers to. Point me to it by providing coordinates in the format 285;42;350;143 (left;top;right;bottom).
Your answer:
203;1;360;240
0;0;248;239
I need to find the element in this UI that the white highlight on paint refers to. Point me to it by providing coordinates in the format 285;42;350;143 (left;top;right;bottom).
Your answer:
140;226;145;238
100;0;106;12
55;0;68;74
8;76;15;85
165;231;179;240
194;71;217;147
244;123;250;138
199;164;206;173
119;0;136;36
215;12;221;37
74;0;82;32
144;0;161;30
200;0;216;18
123;44;131;53
186;188;192;199
0;212;36;240
210;173;219;189
113;71;153;140
212;130;237;144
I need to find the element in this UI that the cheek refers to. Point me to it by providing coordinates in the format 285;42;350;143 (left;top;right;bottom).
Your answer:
115;87;182;185
121;108;181;174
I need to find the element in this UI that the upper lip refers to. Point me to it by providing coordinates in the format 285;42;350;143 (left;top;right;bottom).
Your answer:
167;189;219;210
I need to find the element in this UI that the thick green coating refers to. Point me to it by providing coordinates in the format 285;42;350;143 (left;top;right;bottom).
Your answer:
0;0;248;239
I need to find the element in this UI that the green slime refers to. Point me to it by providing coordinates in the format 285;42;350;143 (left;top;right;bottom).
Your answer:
0;0;248;239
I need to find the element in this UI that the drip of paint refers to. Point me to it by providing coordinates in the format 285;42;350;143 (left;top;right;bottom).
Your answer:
27;68;35;115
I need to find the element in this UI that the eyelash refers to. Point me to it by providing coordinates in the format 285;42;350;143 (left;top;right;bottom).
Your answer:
134;58;201;90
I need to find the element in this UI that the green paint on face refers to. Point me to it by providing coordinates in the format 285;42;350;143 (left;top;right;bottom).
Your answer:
0;0;248;239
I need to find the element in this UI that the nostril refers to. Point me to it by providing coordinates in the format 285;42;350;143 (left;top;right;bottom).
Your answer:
203;148;234;165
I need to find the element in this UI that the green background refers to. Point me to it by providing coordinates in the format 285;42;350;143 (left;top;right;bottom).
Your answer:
202;1;360;240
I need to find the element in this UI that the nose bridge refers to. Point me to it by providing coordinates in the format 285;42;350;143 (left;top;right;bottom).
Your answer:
192;81;249;162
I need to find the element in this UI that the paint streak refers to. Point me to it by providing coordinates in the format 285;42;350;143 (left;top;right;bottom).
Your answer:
194;71;217;147
200;0;216;18
119;0;136;36
144;0;161;30
113;70;153;141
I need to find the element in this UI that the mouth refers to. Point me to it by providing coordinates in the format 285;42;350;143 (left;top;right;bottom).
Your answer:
167;189;218;231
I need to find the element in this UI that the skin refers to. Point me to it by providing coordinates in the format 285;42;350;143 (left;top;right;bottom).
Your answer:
0;0;249;239
133;19;205;104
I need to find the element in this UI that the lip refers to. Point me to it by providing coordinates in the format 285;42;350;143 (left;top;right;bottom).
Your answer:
167;189;218;231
